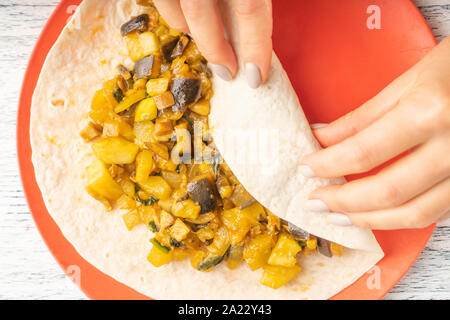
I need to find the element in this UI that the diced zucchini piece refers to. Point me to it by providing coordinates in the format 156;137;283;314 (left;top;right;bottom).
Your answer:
122;210;141;231
172;199;201;219
227;245;244;270
92;137;139;164
86;160;123;200
135;150;154;183
146;78;170;96
221;208;251;245
138;176;172;200
243;233;273;271
197;254;226;271
114;89;147;113
260;265;301;289
147;245;172;267
268;233;302;267
135;98;157;122
169;219;191;242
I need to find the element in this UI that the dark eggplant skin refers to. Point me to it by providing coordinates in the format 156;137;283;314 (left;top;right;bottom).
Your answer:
187;178;217;214
133;55;155;80
317;238;332;257
229;184;256;209
121;14;149;36
280;219;311;240
161;36;179;62
171;36;190;59
171;78;202;113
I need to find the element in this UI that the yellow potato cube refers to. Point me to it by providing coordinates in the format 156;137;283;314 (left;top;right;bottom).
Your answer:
172;199;201;219
330;242;344;257
189;100;210;116
260;265;301;289
243;233;273;271
268;233;302;267
134;120;155;148
147;246;172;267
92;137;139;164
241;203;266;224
169;219;191;242
221;208;251;245
126;32;159;62
122;210;141;231
146;78;170;96
135;98;158;122
135;150;154;183
138;176;172;200
86;160;123;200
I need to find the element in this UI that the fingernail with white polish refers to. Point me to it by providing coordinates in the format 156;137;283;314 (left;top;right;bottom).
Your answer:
311;123;328;129
327;214;353;226
209;64;232;81
245;63;261;89
299;165;315;178
306;199;330;213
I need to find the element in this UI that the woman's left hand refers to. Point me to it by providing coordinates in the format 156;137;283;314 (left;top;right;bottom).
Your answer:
301;36;450;230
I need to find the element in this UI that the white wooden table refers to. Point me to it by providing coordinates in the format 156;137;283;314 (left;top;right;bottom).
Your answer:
0;0;448;300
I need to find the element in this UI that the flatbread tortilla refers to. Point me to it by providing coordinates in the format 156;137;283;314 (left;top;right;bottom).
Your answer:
30;0;383;299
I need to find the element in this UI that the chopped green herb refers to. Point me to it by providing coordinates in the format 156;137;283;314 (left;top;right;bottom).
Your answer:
149;221;159;232
113;88;124;102
137;194;159;206
151;238;171;253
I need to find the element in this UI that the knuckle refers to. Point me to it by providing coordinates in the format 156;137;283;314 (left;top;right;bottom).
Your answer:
350;141;375;172
378;184;403;207
234;0;267;16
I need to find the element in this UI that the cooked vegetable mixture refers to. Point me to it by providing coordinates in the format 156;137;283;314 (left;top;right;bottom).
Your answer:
82;1;344;289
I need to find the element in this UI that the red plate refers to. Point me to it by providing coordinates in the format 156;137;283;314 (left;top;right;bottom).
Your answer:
18;0;436;300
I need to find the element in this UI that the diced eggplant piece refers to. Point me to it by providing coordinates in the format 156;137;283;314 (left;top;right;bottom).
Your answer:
200;59;212;78
187;178;217;214
171;78;202;113
121;14;149;36
317;237;332;257
134;55;160;80
160;36;179;62
229;184;256;209
280;219;310;240
171;35;190;59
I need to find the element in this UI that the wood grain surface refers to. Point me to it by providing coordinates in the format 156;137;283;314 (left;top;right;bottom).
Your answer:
0;0;448;300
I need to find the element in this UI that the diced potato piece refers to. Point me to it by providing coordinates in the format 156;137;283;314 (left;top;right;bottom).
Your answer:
134;120;155;148
196;227;215;242
172;199;201;219
260;265;301;289
89;89;114;125
126;32;159;62
80;122;101;142
330;242;344;257
158;199;172;213
135;98;157;122
155;156;178;172
189;100;210;116
172;248;190;261
241;203;266;224
153;91;175;110
154;119;174;141
169;219;191;242
138;205;157;226
306;238;317;249
268;233;302;267
114;89;147;113
147;246;172;267
243;233;273;271
116;194;135;210
190;250;207;269
160;171;182;189
160;210;175;230
146;78;170;96
221;208;251;245
122;210;141;231
102;118;135;141
138;176;172;200
147;142;169;159
92;137;139;164
135;150;154;183
86;160;123;200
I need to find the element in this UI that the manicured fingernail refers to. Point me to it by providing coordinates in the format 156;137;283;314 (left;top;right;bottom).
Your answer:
299;165;315;178
311;123;328;129
306;199;330;213
245;62;261;89
327;214;353;226
209;63;232;81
